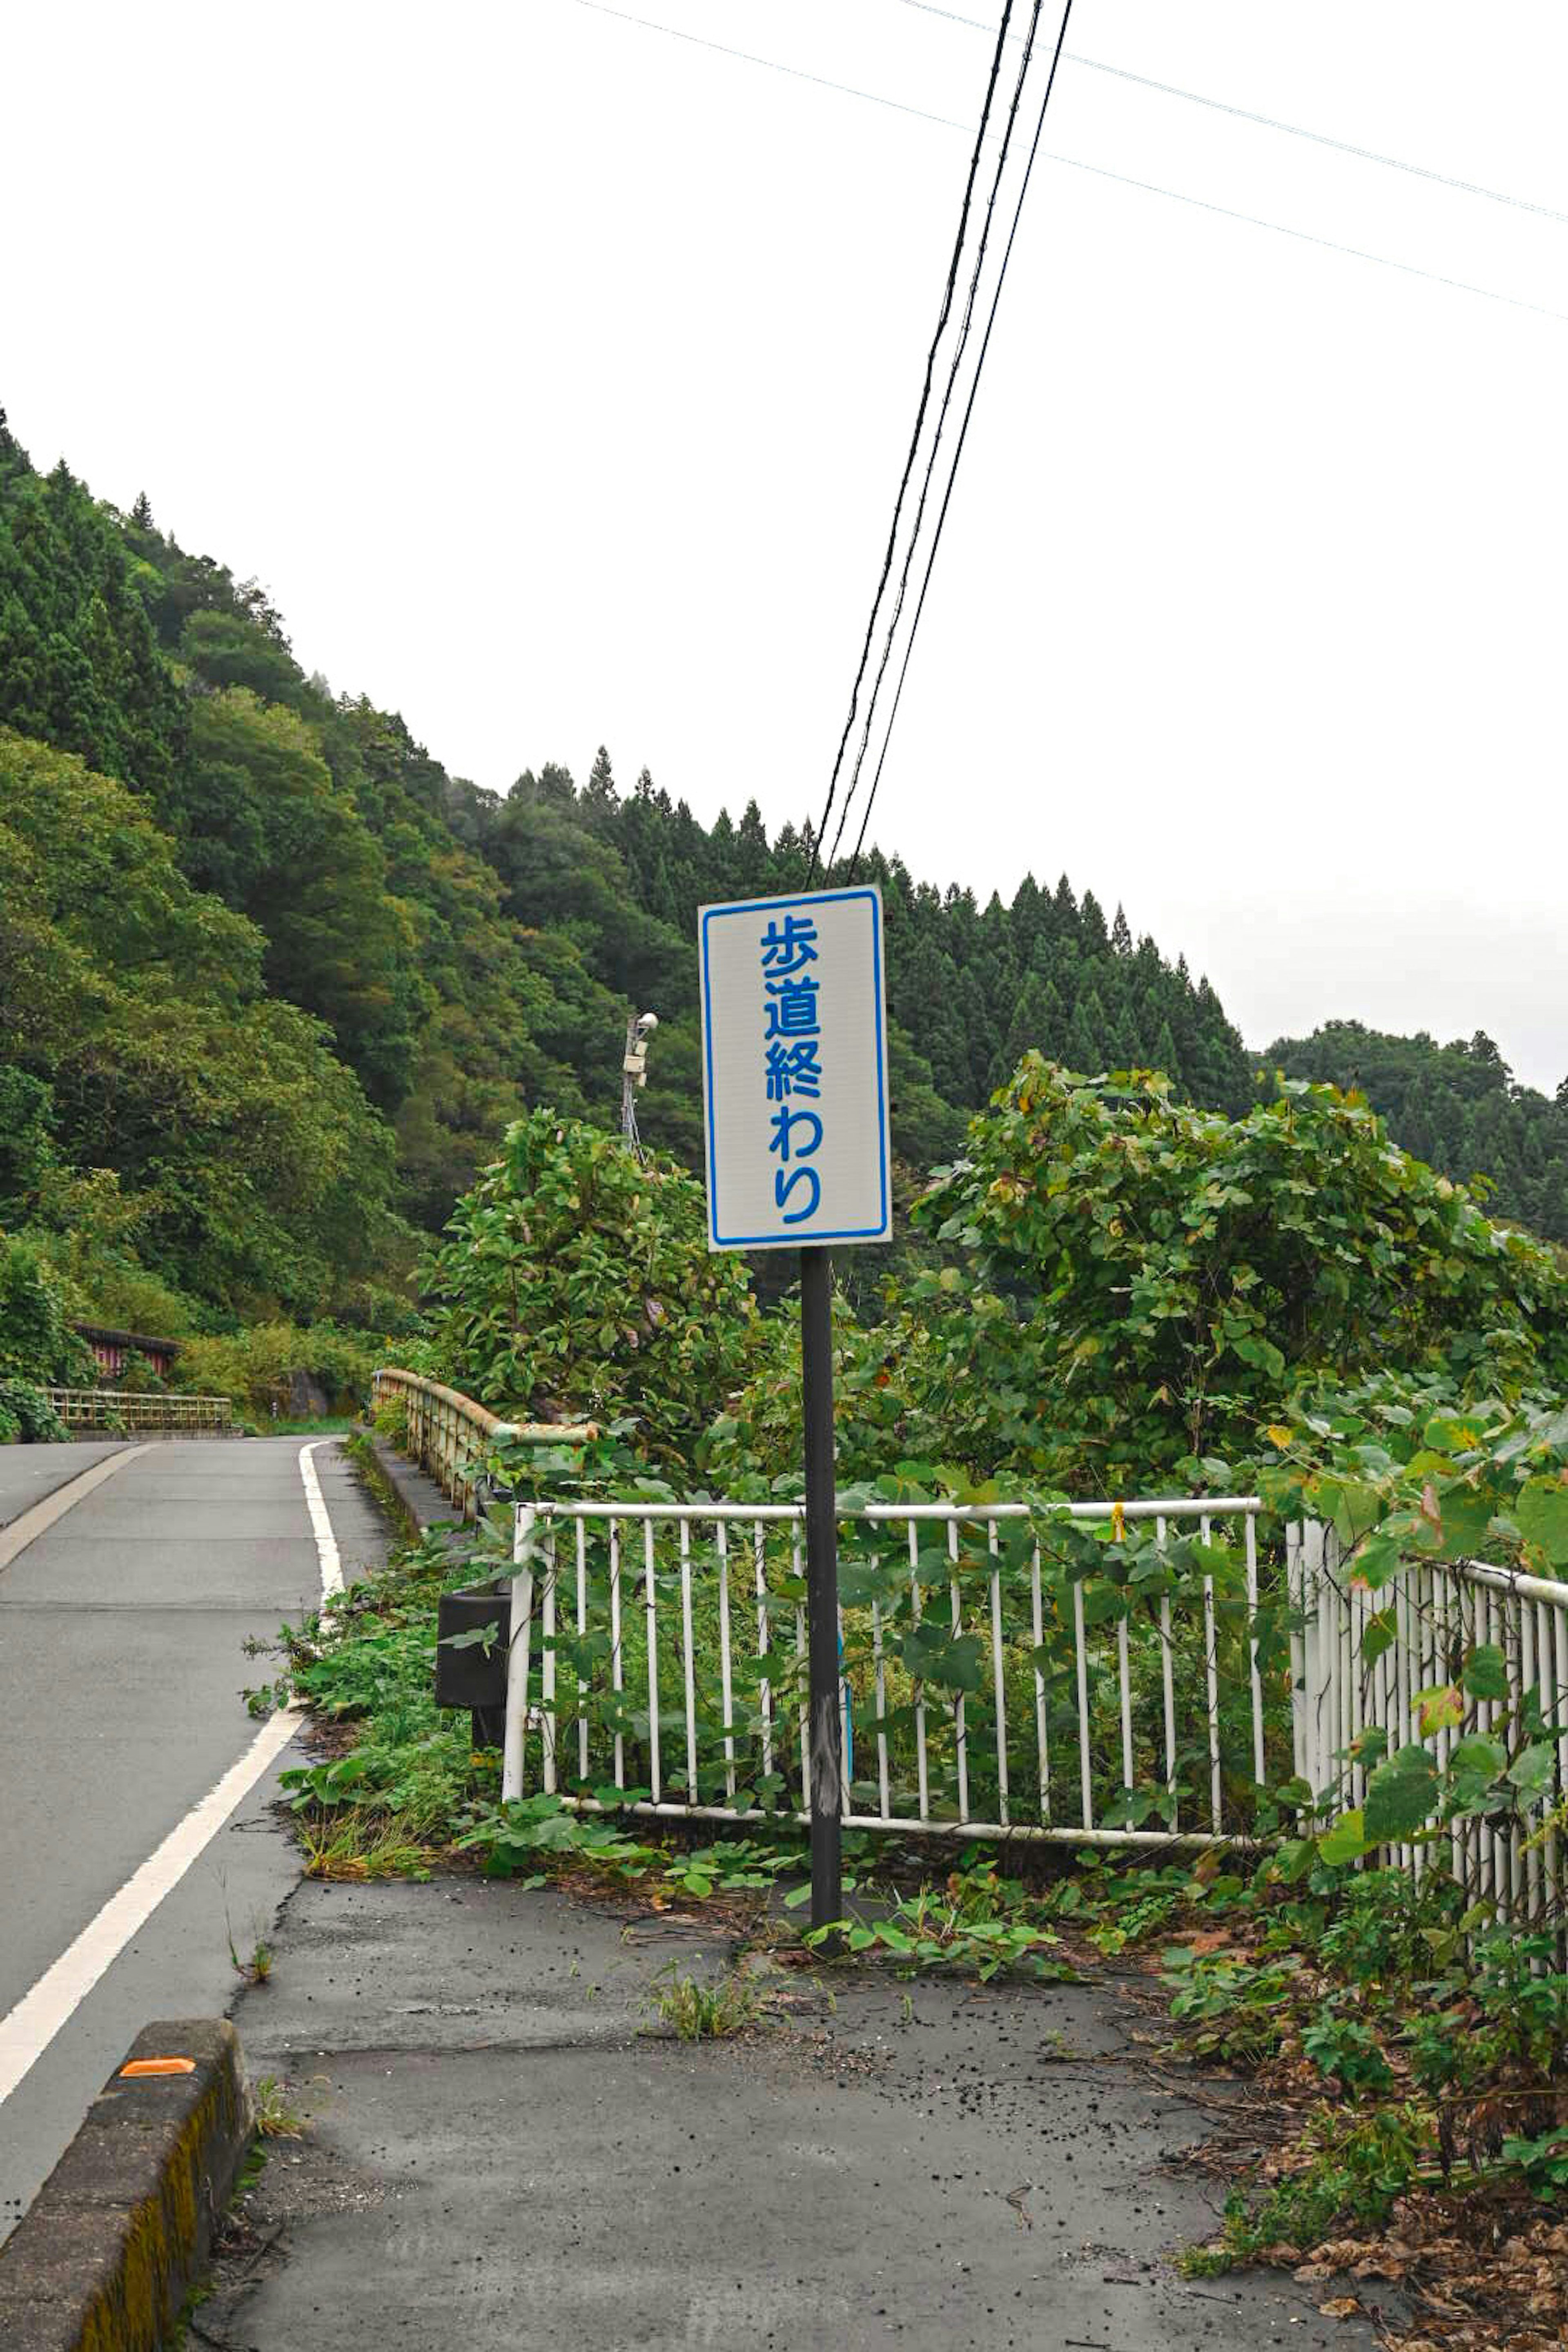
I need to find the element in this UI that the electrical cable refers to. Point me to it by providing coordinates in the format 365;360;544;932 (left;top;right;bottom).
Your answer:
891;3;1568;226
567;0;971;135
1051;149;1568;327
826;0;1047;872
560;0;1568;329
849;0;1075;873
804;1;1018;883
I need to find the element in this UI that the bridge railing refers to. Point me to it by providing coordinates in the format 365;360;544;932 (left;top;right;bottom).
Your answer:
370;1368;593;1522
44;1388;232;1434
497;1493;1271;1849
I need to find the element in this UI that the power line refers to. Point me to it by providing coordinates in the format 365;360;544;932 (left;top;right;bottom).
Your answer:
828;1;1049;871
891;0;1568;225
560;0;1567;330
805;2;1018;884
566;0;971;134
1065;52;1568;228
1051;149;1568;329
850;0;1076;872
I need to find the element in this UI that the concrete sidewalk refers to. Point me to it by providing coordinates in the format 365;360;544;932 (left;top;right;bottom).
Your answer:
198;1870;1393;2351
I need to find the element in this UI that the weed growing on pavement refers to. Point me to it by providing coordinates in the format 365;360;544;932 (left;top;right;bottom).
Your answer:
252;2077;306;2139
805;1884;1065;1982
228;1932;274;1985
646;1962;760;2043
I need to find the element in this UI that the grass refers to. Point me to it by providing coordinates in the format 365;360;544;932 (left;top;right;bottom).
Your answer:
251;1414;359;1437
252;2076;307;2139
646;1962;761;2043
228;1933;274;1984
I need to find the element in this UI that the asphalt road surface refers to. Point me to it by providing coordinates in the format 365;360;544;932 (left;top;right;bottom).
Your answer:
0;1437;387;2245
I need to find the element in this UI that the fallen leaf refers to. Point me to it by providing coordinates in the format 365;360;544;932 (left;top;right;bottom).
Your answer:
1319;2297;1360;2320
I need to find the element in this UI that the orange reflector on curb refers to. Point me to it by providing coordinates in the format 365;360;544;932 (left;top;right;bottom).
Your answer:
119;2058;196;2078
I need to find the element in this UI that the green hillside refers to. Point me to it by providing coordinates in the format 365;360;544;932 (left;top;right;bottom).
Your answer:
1267;1020;1568;1243
2;406;1562;1345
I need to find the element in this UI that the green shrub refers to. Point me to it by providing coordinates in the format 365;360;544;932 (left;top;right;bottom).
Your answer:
422;1109;755;1470
0;1379;69;1442
171;1320;383;1416
0;1235;94;1386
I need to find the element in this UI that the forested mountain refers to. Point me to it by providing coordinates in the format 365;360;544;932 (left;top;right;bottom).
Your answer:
1;409;1562;1343
1267;1022;1568;1244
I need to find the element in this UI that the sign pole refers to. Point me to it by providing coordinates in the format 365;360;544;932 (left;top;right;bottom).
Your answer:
800;1243;842;1936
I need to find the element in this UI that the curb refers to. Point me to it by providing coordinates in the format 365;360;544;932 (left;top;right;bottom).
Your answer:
0;2019;254;2351
357;1428;457;1543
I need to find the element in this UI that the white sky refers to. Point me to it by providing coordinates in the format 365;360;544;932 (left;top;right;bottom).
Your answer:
5;2;1565;1091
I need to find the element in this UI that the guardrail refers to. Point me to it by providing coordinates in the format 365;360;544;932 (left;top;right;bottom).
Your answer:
370;1369;593;1521
1292;1528;1568;1934
497;1494;1269;1849
44;1388;232;1434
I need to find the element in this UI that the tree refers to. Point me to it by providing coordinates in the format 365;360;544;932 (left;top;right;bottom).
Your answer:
422;1109;756;1469
910;1060;1568;1489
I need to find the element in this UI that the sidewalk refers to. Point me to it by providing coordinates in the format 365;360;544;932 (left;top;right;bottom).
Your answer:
196;1868;1392;2351
186;1442;1393;2350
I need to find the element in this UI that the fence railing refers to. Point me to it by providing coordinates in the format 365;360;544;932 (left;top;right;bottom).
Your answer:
44;1388;232;1434
370;1369;593;1521
1292;1527;1568;1932
496;1494;1270;1849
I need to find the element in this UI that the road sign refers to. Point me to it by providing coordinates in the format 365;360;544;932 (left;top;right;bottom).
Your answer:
698;884;892;1253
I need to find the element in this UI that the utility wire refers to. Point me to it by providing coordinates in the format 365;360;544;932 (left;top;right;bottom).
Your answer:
1051;149;1568;328
561;0;1568;330
850;0;1075;873
827;0;1047;872
891;2;1568;226
804;2;1018;884
567;0;971;134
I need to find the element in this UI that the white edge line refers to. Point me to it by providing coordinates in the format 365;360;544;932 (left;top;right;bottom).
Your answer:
0;1439;345;2108
300;1439;343;1598
0;1706;302;2105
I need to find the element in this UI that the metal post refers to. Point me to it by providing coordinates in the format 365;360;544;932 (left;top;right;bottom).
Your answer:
801;1246;842;1934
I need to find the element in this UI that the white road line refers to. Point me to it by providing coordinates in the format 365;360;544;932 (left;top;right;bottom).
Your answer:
0;1446;146;1575
0;1439;344;2109
299;1440;343;1598
0;1706;301;2105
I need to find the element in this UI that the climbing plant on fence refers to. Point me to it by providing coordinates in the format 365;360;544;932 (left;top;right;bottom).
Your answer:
1259;1376;1568;1891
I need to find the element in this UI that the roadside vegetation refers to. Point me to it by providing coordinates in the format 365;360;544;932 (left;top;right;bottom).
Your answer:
245;1073;1568;2348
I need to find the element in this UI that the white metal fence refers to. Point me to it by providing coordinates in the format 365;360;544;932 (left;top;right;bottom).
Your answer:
43;1388;232;1434
371;1369;592;1519
1291;1526;1568;1929
497;1495;1270;1849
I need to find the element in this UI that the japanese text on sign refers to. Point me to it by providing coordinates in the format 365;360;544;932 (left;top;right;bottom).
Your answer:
698;886;891;1252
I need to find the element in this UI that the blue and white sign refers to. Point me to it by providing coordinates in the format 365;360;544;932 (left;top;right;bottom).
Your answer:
698;885;892;1252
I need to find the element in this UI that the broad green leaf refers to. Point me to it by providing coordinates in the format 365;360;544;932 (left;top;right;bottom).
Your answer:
1364;1744;1439;1842
1350;1531;1405;1591
1415;1682;1463;1736
1447;1734;1508;1782
1462;1644;1508;1702
1318;1809;1369;1866
1516;1478;1568;1566
1507;1742;1557;1797
1359;1607;1397;1667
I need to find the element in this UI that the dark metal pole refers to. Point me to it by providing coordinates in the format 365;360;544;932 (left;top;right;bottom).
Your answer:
800;1245;842;1936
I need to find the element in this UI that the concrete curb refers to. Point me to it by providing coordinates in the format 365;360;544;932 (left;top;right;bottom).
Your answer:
356;1428;456;1543
0;2019;254;2350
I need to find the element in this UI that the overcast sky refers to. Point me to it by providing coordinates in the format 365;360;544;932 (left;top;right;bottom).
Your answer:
6;2;1565;1089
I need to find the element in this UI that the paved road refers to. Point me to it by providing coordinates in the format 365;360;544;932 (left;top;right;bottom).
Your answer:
0;1441;126;1530
0;1437;388;2244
